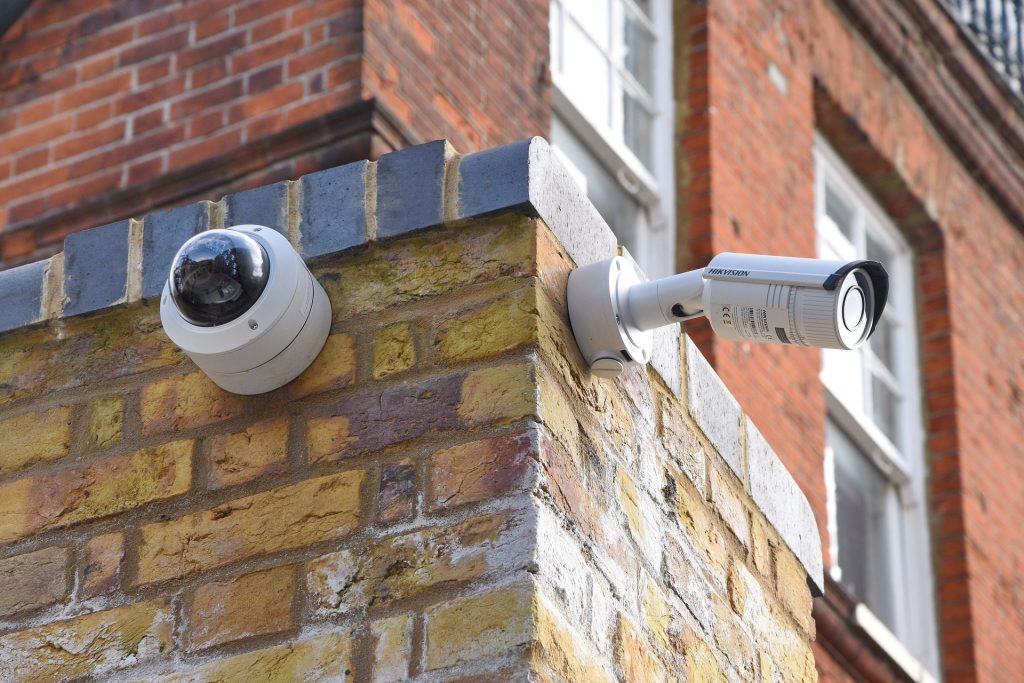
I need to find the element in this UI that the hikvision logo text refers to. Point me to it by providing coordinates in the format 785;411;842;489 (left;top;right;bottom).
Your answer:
706;268;751;277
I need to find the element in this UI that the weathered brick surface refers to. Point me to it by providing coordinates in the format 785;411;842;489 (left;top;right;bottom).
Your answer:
0;404;72;476
0;546;69;617
0;600;173;682
207;417;289;489
0;171;817;681
424;583;535;671
136;470;364;585
0;440;192;543
187;565;295;650
140;371;247;435
132;631;353;683
82;532;125;598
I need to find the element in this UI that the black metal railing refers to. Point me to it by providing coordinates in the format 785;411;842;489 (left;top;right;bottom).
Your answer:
941;0;1024;95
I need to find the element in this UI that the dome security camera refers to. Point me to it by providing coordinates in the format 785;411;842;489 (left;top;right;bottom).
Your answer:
160;225;332;395
567;252;888;378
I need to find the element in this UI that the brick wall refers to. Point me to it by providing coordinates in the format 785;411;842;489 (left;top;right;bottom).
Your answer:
677;0;1024;681
0;138;821;681
0;0;549;268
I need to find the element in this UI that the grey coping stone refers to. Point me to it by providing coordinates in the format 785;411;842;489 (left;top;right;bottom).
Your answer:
685;336;743;479
63;220;130;317
0;258;48;333
141;202;212;300
224;182;289;236
375;139;449;239
457;136;617;268
298;160;368;258
746;418;825;596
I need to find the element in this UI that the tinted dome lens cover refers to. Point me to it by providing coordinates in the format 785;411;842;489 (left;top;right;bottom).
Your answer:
170;231;270;327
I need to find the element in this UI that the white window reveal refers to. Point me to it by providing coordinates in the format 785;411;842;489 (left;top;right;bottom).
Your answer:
549;0;675;278
816;136;940;680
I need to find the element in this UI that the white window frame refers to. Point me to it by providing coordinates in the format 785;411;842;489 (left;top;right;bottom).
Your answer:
549;0;675;278
815;135;941;679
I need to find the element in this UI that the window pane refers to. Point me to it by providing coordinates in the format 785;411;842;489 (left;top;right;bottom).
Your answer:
550;1;563;74
870;315;897;374
624;13;655;92
624;93;653;167
829;420;896;627
565;0;610;49
866;230;890;266
552;117;643;254
563;19;612;128
871;376;901;443
825;184;856;240
630;0;652;18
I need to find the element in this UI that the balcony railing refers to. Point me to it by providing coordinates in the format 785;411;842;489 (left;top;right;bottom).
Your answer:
940;0;1024;96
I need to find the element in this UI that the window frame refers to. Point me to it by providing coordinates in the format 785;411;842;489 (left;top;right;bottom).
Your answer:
815;135;941;678
549;0;675;278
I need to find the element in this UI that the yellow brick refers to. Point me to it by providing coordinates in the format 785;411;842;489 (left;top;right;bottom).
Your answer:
188;565;295;650
775;546;814;637
140;371;246;435
0;405;72;476
457;363;535;425
320;217;537;321
642;578;672;652
288;333;356;398
0;546;70;617
615;614;667;683
713;597;754;679
759;651;775;683
532;597;615;683
728;561;748;615
0;600;173;682
0;440;193;544
306;414;356;463
208;417;289;489
373;322;415;379
673;474;730;584
136;469;364;585
616;468;647;555
751;517;772;578
427;432;535;510
308;512;523;613
684;635;726;683
425;584;535;670
708;466;751;549
371;613;412;683
434;288;537;363
86;396;124;449
776;642;817;683
82;532;125;598
137;632;352;683
0;307;182;408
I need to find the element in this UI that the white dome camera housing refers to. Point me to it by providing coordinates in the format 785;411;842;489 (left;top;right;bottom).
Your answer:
160;225;332;395
567;252;888;379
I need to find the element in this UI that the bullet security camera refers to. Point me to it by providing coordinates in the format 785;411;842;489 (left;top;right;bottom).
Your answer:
160;225;332;395
567;252;888;378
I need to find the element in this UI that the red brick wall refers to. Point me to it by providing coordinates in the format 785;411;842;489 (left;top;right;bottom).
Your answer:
679;0;1024;681
362;0;549;153
0;0;364;260
0;0;549;266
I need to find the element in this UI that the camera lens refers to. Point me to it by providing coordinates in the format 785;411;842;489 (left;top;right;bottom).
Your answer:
170;230;270;327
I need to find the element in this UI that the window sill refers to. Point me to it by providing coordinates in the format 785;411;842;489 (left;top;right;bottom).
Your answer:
853;603;939;683
551;84;661;206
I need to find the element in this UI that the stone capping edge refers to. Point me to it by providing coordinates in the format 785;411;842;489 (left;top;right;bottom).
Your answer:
685;337;825;596
0;136;822;595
